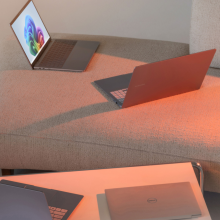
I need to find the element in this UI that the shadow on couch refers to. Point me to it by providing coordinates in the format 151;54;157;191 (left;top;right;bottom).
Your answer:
12;102;118;135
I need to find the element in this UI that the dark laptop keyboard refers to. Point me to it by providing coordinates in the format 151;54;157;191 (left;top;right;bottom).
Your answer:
110;88;128;103
49;206;68;220
39;39;77;69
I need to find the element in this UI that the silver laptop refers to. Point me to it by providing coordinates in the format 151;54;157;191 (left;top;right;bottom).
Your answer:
0;183;52;220
10;0;99;72
97;182;201;220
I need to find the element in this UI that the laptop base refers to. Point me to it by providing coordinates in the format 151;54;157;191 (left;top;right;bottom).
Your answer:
94;73;132;107
35;39;100;72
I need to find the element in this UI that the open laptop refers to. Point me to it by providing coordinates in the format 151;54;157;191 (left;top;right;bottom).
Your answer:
0;179;83;220
10;0;100;72
0;183;52;220
97;182;202;220
94;49;216;108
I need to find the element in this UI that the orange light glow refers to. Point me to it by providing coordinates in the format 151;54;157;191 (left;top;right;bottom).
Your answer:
1;53;220;155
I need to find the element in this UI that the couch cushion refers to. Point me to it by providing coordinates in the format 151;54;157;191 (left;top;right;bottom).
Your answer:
1;34;220;192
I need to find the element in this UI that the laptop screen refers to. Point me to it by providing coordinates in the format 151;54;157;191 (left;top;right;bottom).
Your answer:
11;1;50;64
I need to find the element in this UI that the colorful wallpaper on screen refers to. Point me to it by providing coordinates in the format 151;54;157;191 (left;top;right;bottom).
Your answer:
24;15;45;56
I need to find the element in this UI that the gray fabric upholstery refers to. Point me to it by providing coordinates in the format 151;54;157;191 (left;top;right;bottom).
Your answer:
190;0;220;68
1;34;220;192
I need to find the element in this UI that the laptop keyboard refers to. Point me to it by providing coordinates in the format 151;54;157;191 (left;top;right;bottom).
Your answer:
39;39;77;69
110;88;128;103
49;206;68;220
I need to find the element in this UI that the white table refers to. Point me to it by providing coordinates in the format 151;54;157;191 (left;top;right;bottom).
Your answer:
0;162;211;220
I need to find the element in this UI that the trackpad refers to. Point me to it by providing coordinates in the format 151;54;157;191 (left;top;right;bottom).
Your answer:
63;40;99;71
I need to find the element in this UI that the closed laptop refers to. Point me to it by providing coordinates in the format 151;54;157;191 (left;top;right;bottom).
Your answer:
104;182;201;220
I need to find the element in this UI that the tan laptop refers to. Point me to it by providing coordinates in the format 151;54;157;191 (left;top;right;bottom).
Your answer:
97;182;201;220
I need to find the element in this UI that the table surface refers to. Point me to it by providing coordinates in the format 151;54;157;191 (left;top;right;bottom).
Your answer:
0;162;211;220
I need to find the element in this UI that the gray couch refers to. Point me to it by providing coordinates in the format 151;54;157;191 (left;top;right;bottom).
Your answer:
1;33;220;192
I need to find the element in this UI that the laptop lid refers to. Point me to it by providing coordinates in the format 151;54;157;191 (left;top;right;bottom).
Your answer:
104;182;201;220
122;49;216;108
0;179;84;220
0;183;52;220
10;0;51;69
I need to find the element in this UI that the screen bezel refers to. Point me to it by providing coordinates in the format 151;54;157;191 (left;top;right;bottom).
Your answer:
10;0;51;69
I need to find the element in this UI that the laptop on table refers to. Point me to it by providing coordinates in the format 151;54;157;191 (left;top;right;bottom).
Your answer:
10;0;100;72
94;49;216;108
0;183;52;220
97;182;202;220
0;179;83;220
